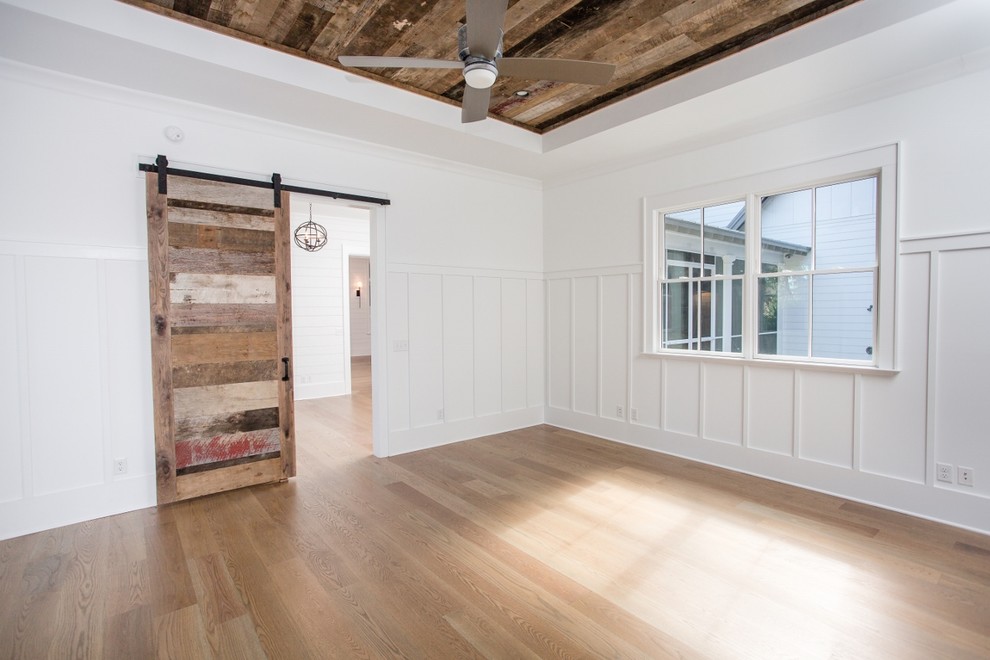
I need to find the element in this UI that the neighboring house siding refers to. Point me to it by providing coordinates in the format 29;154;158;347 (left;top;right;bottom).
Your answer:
760;179;875;359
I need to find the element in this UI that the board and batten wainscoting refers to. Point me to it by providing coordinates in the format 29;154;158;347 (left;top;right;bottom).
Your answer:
385;264;545;456
0;240;155;537
544;232;989;532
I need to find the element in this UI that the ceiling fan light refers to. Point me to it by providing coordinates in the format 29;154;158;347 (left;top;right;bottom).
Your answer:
463;61;498;89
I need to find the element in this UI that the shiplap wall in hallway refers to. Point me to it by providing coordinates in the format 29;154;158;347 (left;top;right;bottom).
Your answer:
386;266;544;454
290;204;370;399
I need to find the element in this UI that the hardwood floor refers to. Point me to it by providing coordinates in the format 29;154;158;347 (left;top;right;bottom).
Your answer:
2;358;989;658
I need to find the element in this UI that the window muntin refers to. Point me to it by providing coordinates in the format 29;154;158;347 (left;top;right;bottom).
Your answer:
655;174;882;366
757;177;877;362
660;201;745;354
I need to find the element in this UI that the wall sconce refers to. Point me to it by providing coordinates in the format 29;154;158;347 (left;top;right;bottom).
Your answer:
355;281;362;307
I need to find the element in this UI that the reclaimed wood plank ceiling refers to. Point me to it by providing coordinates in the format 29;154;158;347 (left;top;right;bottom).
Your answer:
118;0;862;133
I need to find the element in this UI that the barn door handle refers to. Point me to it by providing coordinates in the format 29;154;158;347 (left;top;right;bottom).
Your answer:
281;357;290;382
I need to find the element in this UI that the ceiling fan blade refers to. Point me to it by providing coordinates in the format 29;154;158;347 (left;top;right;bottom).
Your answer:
466;0;508;58
461;85;491;123
338;55;461;69
498;57;616;86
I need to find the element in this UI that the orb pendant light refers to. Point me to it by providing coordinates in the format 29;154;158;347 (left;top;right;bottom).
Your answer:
294;203;328;252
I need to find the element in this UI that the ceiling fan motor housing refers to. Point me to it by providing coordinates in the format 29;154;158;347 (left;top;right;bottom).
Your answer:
457;23;503;89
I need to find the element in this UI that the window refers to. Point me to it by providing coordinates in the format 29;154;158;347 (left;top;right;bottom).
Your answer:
644;146;897;369
758;178;877;362
661;201;745;353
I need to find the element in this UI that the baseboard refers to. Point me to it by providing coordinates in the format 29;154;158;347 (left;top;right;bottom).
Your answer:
295;380;347;400
388;407;544;456
0;475;156;541
545;408;990;536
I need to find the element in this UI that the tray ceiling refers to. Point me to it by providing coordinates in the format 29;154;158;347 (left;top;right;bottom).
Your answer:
118;0;862;133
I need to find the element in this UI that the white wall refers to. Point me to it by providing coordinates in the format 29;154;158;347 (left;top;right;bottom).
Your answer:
386;267;545;451
543;67;990;534
291;205;370;399
0;60;543;540
349;256;372;357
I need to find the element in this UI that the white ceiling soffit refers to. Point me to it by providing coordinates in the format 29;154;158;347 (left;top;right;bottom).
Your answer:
0;0;987;182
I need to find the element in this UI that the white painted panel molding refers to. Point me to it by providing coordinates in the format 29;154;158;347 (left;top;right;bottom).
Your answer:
25;257;104;496
798;371;855;468
408;273;444;428
526;279;546;409
664;360;700;437
630;278;661;429
104;260;154;481
474;277;502;417
442;275;474;423
631;358;662;429
859;252;928;483
0;255;23;503
601;274;628;422
388;266;544;455
501;278;528;413
703;363;743;445
933;247;990;497
573;276;599;416
747;367;795;456
548;278;572;410
386;271;410;432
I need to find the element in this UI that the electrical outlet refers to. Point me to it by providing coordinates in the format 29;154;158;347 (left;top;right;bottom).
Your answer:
437;408;444;421
958;466;974;487
616;405;624;418
630;408;638;422
936;462;953;483
114;458;128;475
393;339;409;352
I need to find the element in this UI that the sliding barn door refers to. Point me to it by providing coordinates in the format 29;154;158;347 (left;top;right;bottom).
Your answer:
146;171;295;504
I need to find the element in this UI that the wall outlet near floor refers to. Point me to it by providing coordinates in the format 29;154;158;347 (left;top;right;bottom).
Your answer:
936;462;953;483
437;408;444;421
958;466;974;486
113;458;128;475
630;408;638;422
616;405;623;419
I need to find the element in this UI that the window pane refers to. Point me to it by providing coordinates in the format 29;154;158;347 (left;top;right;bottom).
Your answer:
704;201;747;275
731;278;743;352
661;281;692;349
697;279;713;350
665;208;701;262
812;272;875;360
758;274;809;357
761;189;812;272
815;177;877;269
701;278;743;354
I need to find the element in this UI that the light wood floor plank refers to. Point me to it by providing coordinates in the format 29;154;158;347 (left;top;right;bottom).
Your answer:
1;358;988;657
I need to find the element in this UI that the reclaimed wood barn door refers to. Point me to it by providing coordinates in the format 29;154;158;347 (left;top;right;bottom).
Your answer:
145;166;295;504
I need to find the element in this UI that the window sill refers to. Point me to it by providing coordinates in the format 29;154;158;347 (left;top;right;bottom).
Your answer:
641;349;899;376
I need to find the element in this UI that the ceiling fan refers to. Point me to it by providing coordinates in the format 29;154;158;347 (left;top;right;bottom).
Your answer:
337;0;616;123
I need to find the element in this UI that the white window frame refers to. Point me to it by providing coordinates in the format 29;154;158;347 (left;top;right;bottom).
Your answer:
643;144;898;372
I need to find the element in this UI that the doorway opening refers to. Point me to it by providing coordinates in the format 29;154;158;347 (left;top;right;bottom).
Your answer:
347;254;372;397
289;194;384;456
